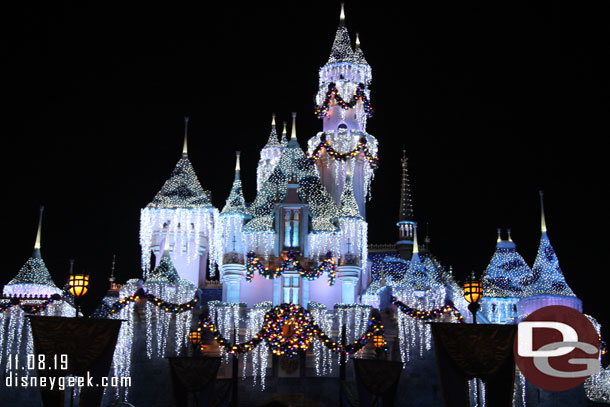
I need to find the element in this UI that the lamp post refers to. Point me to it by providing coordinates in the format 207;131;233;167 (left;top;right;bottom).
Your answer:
463;272;482;324
373;330;386;359
189;329;202;356
69;273;89;317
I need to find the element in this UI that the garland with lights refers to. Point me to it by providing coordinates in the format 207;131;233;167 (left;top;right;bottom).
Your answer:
109;290;198;314
391;296;464;323
197;303;387;357
0;294;62;314
307;136;379;169
246;251;336;285
315;83;373;118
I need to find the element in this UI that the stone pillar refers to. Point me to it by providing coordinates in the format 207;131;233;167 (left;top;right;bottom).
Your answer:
220;263;246;303
337;265;360;304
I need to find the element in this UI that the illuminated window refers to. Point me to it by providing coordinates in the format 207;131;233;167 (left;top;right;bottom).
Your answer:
283;209;300;249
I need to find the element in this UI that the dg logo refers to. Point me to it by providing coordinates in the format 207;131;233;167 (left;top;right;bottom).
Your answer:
514;305;600;391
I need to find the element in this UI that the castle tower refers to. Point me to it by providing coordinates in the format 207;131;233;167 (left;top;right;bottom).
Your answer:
256;114;284;192
139;117;219;288
217;152;252;303
397;150;416;259
3;206;62;297
480;228;533;324
334;172;368;303
519;191;582;314
308;3;378;218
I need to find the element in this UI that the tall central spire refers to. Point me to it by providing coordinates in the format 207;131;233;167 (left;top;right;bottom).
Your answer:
396;150;416;259
398;150;414;222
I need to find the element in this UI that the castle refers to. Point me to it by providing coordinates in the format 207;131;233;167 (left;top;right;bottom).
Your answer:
1;4;607;406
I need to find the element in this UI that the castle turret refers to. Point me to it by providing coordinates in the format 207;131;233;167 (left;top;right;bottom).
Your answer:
3;206;62;297
481;228;533;324
519;191;582;314
256;114;285;191
218;152;251;303
397;150;416;259
139;117;218;287
308;3;378;218
334;172;368;303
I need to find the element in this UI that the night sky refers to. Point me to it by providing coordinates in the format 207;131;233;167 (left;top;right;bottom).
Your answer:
3;2;608;341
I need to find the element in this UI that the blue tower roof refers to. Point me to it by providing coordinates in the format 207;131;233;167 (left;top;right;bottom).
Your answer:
482;231;533;298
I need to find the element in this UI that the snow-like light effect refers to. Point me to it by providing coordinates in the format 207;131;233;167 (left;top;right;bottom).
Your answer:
309;302;335;375
307;129;378;202
243;302;272;389
394;288;445;363
208;301;241;364
334;304;371;361
214;214;248;267
0;299;74;375
110;304;134;401
139;207;217;277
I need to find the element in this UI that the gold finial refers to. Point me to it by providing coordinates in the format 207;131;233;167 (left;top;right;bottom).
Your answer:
355;33;361;48
539;190;547;233
271;113;276;127
339;2;346;25
235;151;241;172
34;205;44;250
508;228;513;243
182;117;189;155
291;112;297;140
497;228;502;243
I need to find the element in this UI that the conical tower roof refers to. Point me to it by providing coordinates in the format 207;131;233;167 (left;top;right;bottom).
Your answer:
524;192;576;297
244;113;338;233
145;232;180;284
147;121;213;208
263;114;281;149
403;231;442;290
482;229;533;298
327;3;354;63
221;152;250;217
353;33;368;65
3;206;61;296
334;172;362;220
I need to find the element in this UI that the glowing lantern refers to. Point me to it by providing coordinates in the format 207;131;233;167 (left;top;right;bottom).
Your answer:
69;274;89;298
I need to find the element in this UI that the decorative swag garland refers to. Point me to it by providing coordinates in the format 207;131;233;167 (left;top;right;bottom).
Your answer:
246;251;337;286
109;288;198;314
307;135;379;169
198;302;387;358
391;296;464;323
0;294;62;314
315;82;374;118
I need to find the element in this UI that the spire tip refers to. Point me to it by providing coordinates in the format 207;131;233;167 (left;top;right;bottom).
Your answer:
182;117;189;156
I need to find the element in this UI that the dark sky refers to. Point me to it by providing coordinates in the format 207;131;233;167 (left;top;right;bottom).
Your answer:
3;2;608;340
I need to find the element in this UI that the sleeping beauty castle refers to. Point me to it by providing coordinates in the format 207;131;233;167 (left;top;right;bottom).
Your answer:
1;4;607;407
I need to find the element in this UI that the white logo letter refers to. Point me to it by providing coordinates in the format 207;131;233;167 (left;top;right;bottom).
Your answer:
518;322;578;357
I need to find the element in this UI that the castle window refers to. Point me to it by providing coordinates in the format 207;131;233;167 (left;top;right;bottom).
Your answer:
283;209;300;249
283;275;300;304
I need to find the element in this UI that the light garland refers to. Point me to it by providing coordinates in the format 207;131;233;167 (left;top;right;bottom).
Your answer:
308;138;378;169
246;251;337;285
315;83;374;119
391;296;464;323
198;303;387;358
